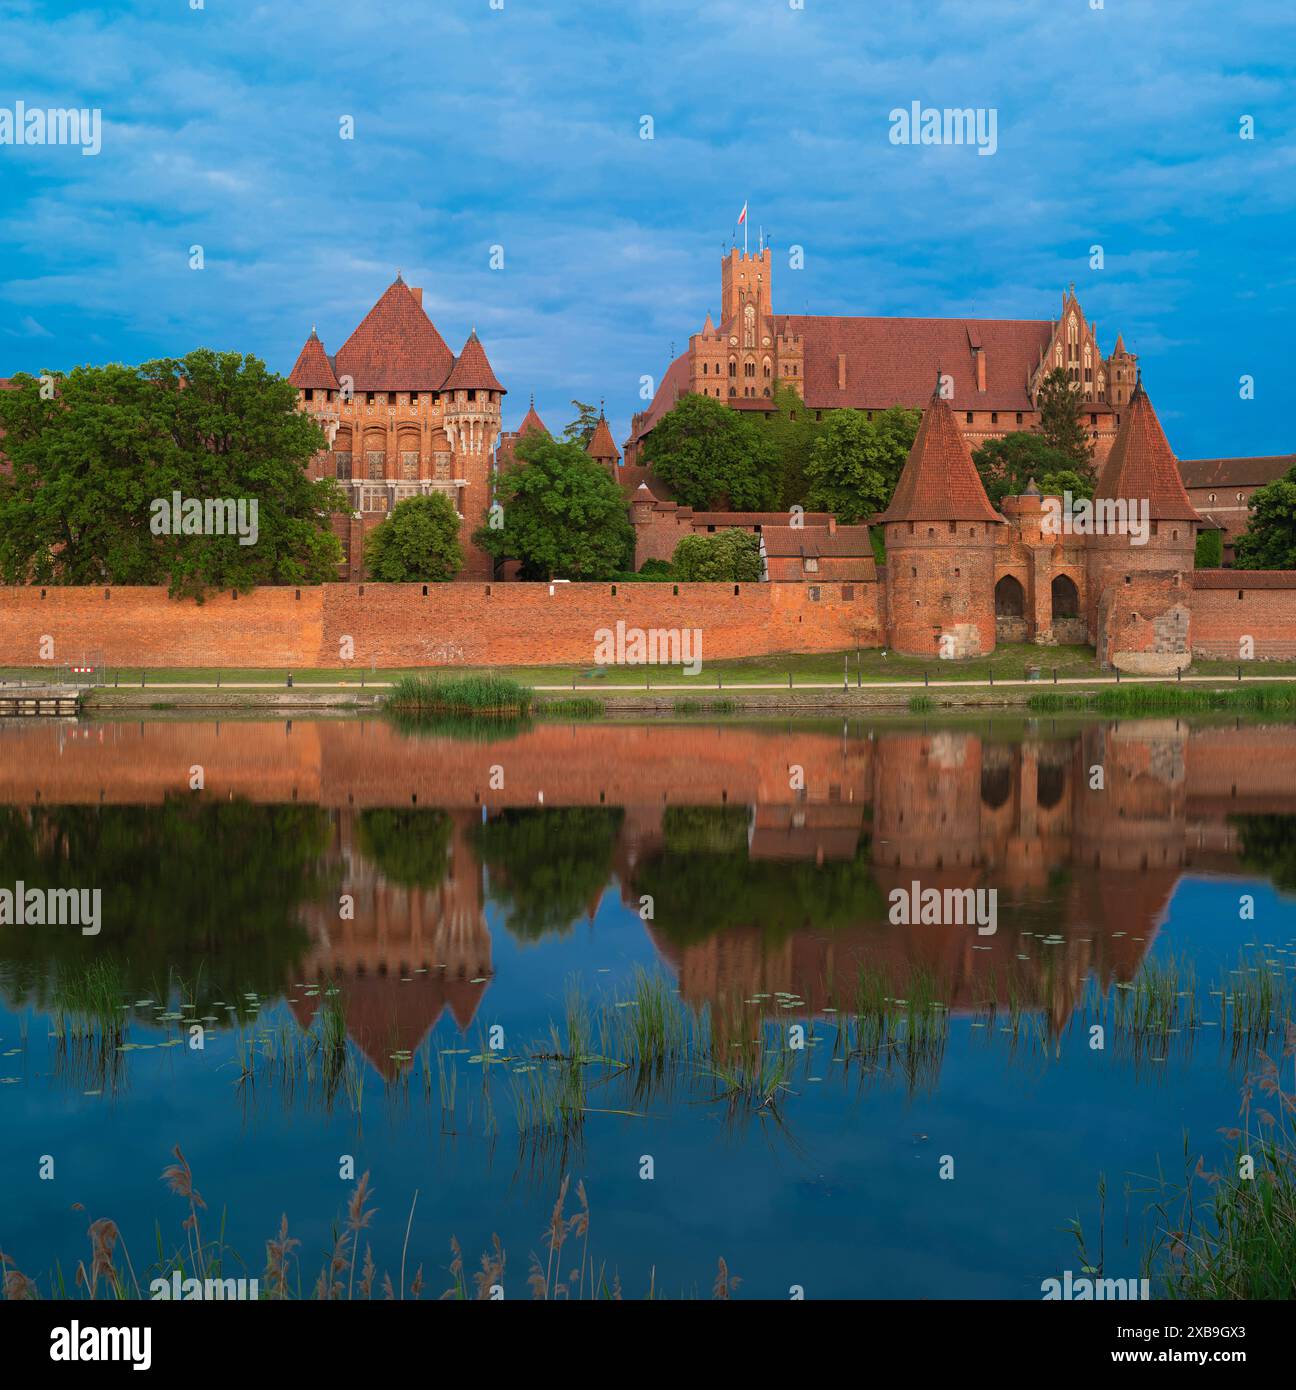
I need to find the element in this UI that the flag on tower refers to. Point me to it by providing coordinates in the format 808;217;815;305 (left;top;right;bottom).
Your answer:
736;201;747;226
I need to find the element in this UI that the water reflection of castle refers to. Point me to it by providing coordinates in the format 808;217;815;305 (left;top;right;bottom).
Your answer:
3;718;1293;1069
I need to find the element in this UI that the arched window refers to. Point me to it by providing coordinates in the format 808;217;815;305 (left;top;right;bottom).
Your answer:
1052;574;1079;619
995;574;1025;617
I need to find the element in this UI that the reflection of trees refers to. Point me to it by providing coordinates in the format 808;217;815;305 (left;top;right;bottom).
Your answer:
1231;815;1296;892
475;807;623;941
637;807;885;945
356;809;453;888
0;801;333;1012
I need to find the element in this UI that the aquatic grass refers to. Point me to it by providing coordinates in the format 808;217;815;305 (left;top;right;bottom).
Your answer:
537;696;604;719
907;695;934;714
1027;684;1296;715
385;672;533;717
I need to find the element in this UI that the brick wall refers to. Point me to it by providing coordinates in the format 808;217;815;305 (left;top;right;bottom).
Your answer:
1190;571;1296;659
0;578;882;670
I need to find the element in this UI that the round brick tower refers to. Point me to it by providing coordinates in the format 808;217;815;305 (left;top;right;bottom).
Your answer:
879;384;1003;658
1084;381;1199;644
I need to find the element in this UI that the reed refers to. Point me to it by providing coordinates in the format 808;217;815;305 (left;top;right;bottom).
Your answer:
384;672;533;717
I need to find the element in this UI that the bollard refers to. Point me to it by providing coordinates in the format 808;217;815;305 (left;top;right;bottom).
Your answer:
1237;664;1242;682
924;669;929;688
1177;666;1181;682
287;672;293;689
989;668;993;687
788;672;792;689
1116;667;1121;683
1052;667;1057;684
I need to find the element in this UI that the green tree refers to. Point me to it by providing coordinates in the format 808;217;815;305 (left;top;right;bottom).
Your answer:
752;383;823;509
672;528;762;581
641;392;779;511
561;400;601;448
1194;526;1223;569
1035;367;1096;470
804;407;919;522
364;492;463;581
0;353;346;597
1234;466;1296;570
474;431;633;580
971;432;1093;508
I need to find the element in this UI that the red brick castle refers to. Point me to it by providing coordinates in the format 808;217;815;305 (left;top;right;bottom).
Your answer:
289;275;505;580
623;247;1140;486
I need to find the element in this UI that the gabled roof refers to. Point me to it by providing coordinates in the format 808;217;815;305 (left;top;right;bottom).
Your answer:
1096;383;1200;521
333;277;455;392
586;413;619;461
288;330;340;390
879;386;1002;523
442;330;506;394
1179;455;1295;490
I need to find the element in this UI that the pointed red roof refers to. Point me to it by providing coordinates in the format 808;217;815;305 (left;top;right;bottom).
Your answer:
879;386;1001;523
586;413;619;462
442;330;506;393
1096;382;1200;521
332;277;454;392
518;396;547;436
288;331;339;390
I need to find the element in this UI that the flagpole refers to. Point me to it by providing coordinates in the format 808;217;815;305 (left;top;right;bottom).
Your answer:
744;202;748;257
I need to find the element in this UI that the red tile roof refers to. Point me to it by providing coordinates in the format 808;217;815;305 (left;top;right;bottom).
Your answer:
1191;570;1296;589
1096;383;1200;521
333;277;455;392
288;331;340;390
442;330;506;394
761;524;875;560
586;414;619;461
880;388;1002;523
1179;455;1294;490
778;314;1053;413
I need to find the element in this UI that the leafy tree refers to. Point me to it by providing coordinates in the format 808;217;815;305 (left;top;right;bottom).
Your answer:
641;392;779;511
364;492;463;582
0;353;346;597
751;383;822;509
1194;526;1223;569
971;432;1093;508
1234;466;1296;570
1035;367;1096;470
561;400;601;448
805;407;919;522
473;431;633;580
672;528;762;582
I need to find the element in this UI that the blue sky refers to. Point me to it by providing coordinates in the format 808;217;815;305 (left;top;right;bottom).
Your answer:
1;0;1293;458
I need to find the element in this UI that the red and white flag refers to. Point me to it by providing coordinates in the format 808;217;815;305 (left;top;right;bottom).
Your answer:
736;201;747;226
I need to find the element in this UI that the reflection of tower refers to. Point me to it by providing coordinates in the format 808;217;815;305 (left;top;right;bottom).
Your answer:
292;809;492;1076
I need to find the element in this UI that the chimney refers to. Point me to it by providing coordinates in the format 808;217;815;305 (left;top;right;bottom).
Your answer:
409;287;423;307
837;353;847;390
976;349;986;393
827;515;837;535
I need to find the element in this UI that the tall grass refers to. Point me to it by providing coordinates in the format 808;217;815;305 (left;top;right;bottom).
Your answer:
385;673;533;717
1029;685;1296;715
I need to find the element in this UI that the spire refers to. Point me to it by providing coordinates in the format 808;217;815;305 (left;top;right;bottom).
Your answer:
517;394;547;437
1113;332;1127;355
879;383;1001;524
441;330;506;393
288;330;340;390
1094;380;1199;520
586;410;620;464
